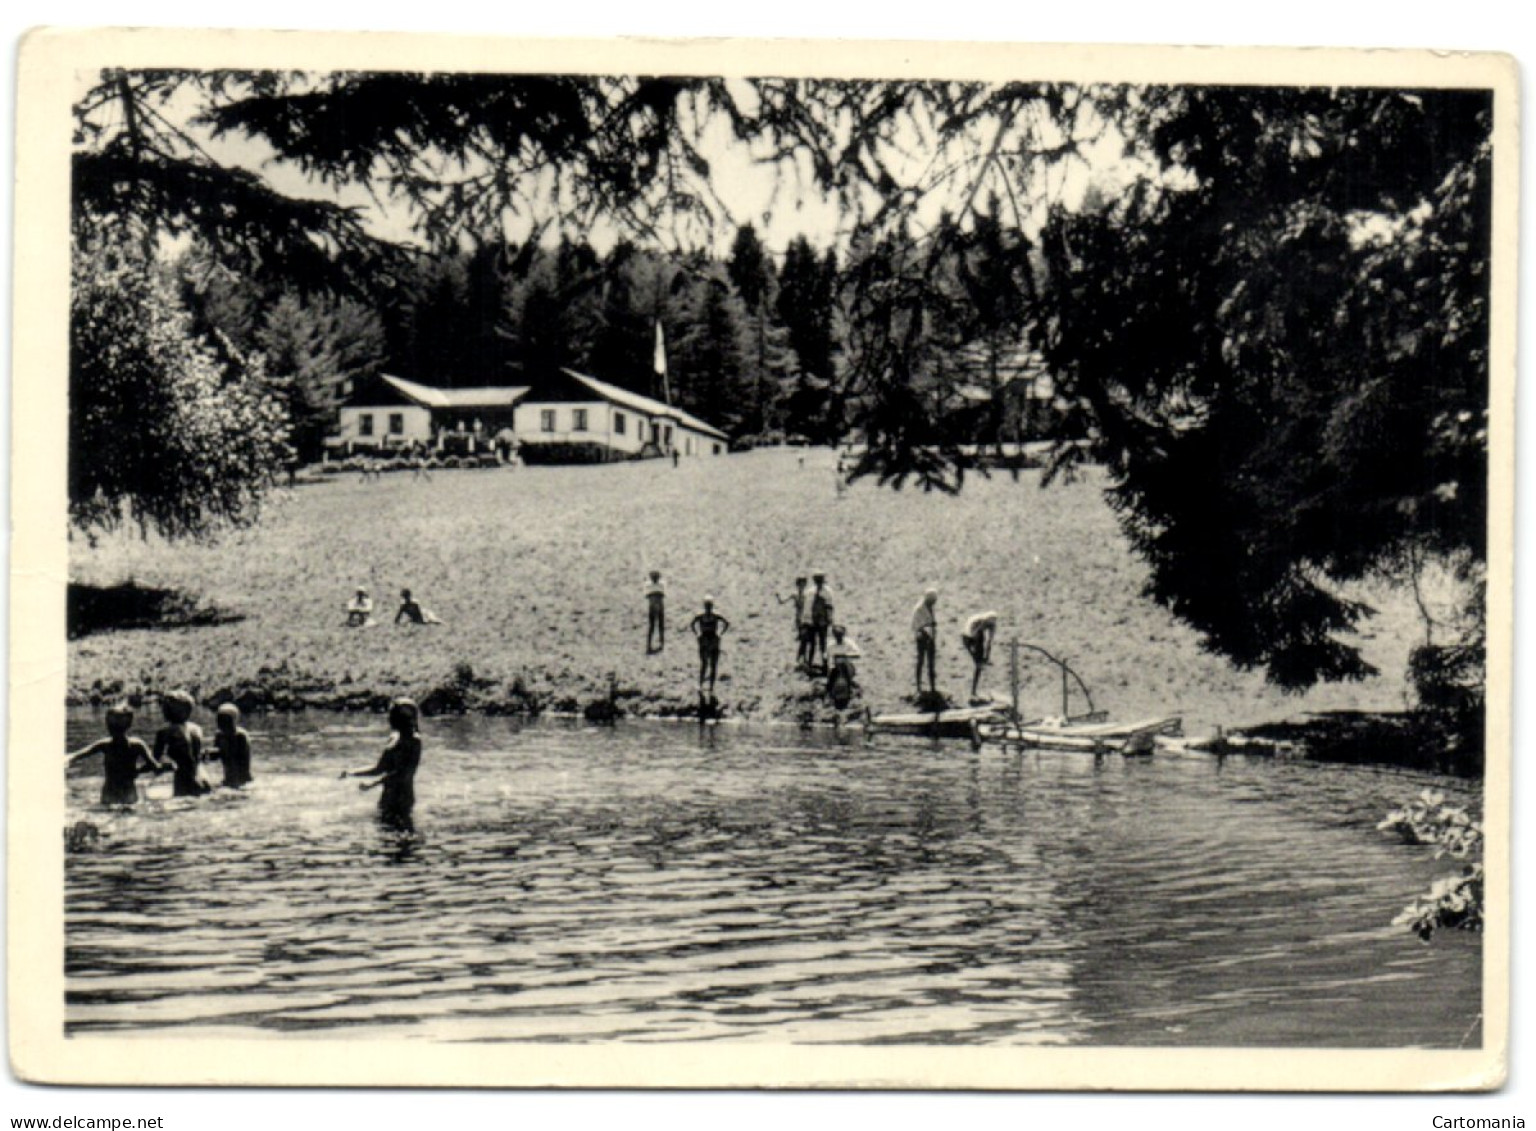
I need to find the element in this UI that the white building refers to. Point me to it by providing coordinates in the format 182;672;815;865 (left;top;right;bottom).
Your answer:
334;374;528;451
513;369;728;459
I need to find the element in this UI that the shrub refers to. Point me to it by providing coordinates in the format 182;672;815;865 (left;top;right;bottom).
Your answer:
518;442;621;466
1379;790;1484;940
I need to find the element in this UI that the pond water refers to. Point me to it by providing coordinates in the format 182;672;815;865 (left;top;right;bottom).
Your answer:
64;711;1482;1046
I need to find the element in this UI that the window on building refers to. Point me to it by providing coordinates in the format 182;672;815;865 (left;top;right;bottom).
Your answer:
614;411;626;436
540;409;556;433
388;413;404;435
573;408;588;432
358;413;374;437
713;443;722;455
664;425;673;447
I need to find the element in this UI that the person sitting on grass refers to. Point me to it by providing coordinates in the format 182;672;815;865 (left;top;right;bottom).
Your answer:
826;624;862;709
339;698;422;827
347;586;375;627
209;703;253;789
912;588;939;698
395;588;441;626
961;611;999;703
775;577;811;669
690;596;731;697
67;702;169;806
154;690;211;798
645;571;666;653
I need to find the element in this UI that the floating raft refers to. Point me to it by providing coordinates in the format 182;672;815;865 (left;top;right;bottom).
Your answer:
974;714;1184;753
866;697;1012;739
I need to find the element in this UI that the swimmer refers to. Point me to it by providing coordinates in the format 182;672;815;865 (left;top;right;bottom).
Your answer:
153;690;211;798
210;703;254;788
67;702;169;806
340;698;422;824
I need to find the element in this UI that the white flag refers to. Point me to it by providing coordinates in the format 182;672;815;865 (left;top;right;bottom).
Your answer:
653;320;671;405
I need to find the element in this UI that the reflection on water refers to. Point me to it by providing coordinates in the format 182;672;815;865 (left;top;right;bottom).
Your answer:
64;712;1482;1045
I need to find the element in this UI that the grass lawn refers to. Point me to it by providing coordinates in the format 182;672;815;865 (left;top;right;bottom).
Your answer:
68;447;1424;732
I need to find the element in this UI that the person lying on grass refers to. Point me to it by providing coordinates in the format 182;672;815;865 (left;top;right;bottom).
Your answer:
395;588;442;626
690;597;731;696
339;698;422;825
210;703;253;789
155;690;212;798
347;586;375;627
962;611;999;703
67;702;170;806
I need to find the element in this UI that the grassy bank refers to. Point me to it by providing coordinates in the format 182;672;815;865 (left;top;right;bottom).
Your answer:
69;447;1424;733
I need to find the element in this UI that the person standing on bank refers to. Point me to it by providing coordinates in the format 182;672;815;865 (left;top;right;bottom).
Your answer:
645;571;666;654
912;588;939;698
961;611;999;702
340;698;422;826
776;576;811;669
809;573;835;673
690;597;731;697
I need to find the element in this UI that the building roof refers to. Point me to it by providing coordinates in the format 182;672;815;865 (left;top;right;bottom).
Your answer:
349;373;528;410
384;374;528;409
557;369;728;441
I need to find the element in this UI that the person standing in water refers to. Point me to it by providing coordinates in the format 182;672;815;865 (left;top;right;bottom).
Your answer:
645;570;666;653
67;702;169;806
154;690;211;797
210;703;254;789
690;597;730;697
340;699;422;825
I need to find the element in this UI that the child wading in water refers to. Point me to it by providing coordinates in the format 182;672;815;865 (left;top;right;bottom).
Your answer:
340;699;422;826
154;690;211;797
67;702;168;806
211;703;254;789
645;571;666;653
690;597;731;697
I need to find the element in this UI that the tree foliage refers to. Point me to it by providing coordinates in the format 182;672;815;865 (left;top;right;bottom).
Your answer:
1033;87;1491;688
70;242;291;541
